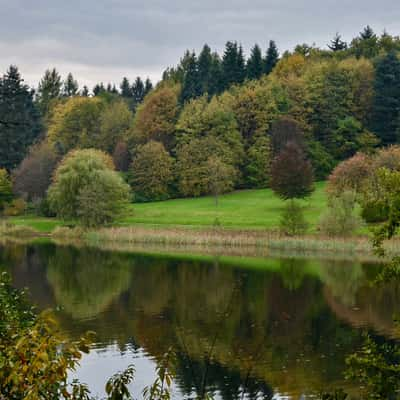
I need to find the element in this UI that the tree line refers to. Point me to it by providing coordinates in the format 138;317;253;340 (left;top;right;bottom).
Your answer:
1;26;400;226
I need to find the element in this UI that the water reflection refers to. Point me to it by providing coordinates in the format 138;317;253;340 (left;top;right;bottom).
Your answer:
1;242;400;399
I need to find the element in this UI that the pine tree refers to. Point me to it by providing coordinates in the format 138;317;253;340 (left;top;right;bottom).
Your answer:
180;51;201;103
360;25;376;40
246;44;263;80
209;52;223;95
222;41;245;90
371;51;400;144
36;68;62;115
81;86;89;96
120;77;132;98
132;77;145;104
0;66;42;171
264;40;279;75
63;73;79;97
198;44;213;95
93;83;105;96
328;33;348;51
144;78;153;96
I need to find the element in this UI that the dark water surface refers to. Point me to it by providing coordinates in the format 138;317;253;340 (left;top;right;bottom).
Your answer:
1;241;400;399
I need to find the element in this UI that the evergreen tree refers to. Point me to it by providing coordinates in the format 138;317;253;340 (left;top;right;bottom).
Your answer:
36;68;62;115
222;41;239;90
132;77;146;104
180;51;201;103
236;44;246;83
328;33;348;51
0;66;42;171
360;25;376;40
144;78;153;96
63;73;79;97
246;44;263;80
209;52;223;95
198;44;213;95
81;86;89;96
120;77;132;98
371;51;400;144
93;83;105;96
264;40;279;75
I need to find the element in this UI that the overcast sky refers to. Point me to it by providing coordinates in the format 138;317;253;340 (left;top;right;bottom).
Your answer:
1;0;399;89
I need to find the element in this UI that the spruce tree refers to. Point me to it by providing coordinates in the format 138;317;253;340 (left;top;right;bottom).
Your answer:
328;33;348;51
132;77;145;104
36;68;62;115
93;83;105;96
360;25;376;40
222;41;245;90
144;78;153;96
264;40;279;75
198;44;213;95
81;86;89;96
246;44;263;80
120;77;132;98
209;52;223;95
0;66;42;171
63;73;79;97
371;51;400;144
180;52;201;104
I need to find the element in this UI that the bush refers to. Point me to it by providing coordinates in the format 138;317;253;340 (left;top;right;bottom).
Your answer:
280;200;309;236
3;198;26;216
0;168;12;211
48;149;131;227
318;191;363;237
361;200;389;223
327;152;372;197
130;141;174;202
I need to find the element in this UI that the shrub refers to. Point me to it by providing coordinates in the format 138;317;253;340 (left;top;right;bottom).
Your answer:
318;191;363;237
270;141;314;200
327;152;372;197
372;145;400;171
361;200;389;223
279;200;309;236
3;198;26;216
130;141;174;202
12;141;59;201
0;168;12;211
48;149;131;227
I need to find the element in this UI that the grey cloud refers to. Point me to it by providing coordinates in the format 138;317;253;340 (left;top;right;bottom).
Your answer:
0;0;399;88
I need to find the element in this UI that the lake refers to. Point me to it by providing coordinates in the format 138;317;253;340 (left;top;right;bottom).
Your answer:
1;241;399;399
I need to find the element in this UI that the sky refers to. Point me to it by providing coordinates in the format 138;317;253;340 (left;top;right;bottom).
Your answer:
1;0;399;89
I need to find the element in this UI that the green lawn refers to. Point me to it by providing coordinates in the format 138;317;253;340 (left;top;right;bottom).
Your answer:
8;182;328;233
122;181;327;230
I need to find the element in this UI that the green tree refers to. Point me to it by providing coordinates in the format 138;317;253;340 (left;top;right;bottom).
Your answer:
98;100;134;153
206;155;236;206
47;96;105;154
328;33;348;51
120;77;132;98
245;134;271;188
63;72;79;97
270;141;314;199
0;66;42;171
0;168;12;211
180;51;201;104
246;44;263;80
264;40;279;75
48;149;130;227
198;44;214;95
132;77;146;104
130;141;174;202
36;68;62;115
370;51;400;145
280;200;309;236
350;25;379;58
222;41;245;90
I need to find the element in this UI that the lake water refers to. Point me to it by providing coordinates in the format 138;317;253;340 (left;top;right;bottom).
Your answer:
1;241;399;399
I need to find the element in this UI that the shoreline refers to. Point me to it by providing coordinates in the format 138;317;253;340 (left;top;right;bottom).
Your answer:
0;222;396;261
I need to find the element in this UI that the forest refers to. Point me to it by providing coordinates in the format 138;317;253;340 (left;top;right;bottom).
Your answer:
1;26;400;228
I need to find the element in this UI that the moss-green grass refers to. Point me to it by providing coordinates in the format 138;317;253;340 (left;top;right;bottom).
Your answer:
7;183;328;233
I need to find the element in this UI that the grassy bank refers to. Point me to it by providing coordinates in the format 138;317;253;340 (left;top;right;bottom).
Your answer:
8;183;328;233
